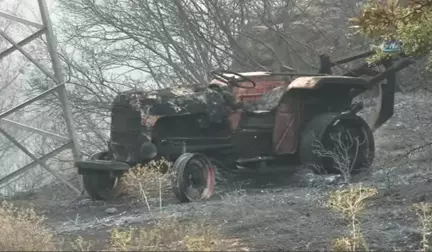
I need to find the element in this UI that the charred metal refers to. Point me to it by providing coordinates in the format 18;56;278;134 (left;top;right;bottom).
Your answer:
75;50;415;202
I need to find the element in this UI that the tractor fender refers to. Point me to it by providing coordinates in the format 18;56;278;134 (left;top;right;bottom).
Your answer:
287;76;370;91
76;150;131;175
299;112;374;168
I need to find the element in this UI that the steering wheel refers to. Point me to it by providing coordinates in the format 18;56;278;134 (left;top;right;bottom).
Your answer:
210;70;256;89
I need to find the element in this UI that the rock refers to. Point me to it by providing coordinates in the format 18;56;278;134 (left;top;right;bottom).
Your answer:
299;173;321;187
105;207;119;214
78;198;92;206
324;174;343;185
301;173;344;187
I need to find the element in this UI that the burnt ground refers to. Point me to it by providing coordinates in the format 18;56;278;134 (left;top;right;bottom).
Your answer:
5;91;432;251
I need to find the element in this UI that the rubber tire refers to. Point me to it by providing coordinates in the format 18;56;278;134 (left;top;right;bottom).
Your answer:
83;173;125;200
299;113;375;175
82;151;126;201
172;153;215;203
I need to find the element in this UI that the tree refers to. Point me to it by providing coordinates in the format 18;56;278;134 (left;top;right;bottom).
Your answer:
351;0;432;64
0;0;29;162
25;0;370;156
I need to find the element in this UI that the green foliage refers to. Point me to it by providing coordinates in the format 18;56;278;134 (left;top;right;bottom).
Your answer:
351;0;432;62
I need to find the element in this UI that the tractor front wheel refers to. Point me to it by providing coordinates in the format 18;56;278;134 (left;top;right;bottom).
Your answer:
172;153;215;203
82;151;126;200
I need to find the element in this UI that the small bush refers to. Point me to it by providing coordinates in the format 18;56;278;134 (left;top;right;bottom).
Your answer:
71;236;94;251
124;158;173;214
411;202;432;252
0;201;57;251
313;132;367;183
327;184;377;251
125;158;172;199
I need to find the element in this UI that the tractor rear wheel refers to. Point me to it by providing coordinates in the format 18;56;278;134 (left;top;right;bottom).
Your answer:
172;153;215;203
82;151;126;201
299;113;375;176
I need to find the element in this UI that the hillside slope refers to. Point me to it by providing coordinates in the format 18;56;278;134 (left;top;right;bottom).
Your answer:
4;91;432;251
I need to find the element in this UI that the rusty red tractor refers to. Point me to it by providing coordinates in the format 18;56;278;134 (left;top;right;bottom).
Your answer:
75;49;414;202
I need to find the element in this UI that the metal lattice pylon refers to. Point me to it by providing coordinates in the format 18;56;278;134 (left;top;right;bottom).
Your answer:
0;0;82;195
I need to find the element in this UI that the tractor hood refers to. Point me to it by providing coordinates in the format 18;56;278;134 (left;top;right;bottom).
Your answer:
116;85;228;125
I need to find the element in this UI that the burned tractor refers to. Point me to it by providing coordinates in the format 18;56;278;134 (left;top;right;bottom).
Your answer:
76;49;414;202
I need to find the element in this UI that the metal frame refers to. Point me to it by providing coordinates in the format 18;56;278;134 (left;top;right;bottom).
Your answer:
0;0;82;195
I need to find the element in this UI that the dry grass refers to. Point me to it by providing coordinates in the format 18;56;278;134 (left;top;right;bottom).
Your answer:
328;190;432;252
411;202;432;252
8;135;432;251
0;201;57;251
71;236;94;251
327;184;378;251
125;158;172;198
108;217;225;251
71;216;245;251
124;158;173;213
68;159;245;251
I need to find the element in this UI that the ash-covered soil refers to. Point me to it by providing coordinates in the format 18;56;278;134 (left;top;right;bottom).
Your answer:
7;92;432;251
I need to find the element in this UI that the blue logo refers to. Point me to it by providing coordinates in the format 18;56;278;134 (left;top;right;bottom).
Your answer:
382;40;402;53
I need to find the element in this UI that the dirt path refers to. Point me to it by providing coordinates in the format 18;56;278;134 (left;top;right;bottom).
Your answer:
6;92;432;251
